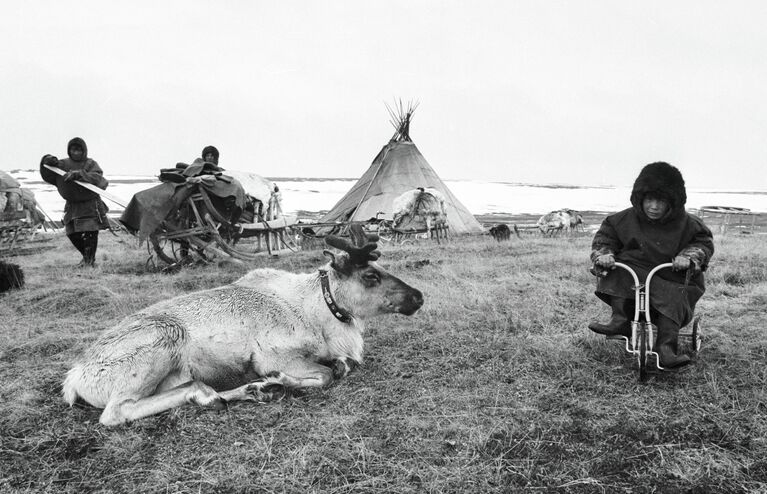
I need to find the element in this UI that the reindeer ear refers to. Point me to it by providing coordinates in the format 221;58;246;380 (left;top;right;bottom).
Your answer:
323;249;351;275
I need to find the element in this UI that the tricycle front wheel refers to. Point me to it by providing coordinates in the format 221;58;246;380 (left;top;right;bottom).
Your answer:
638;324;648;382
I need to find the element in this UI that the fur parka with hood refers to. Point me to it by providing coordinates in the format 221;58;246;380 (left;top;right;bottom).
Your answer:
39;137;110;234
590;162;714;326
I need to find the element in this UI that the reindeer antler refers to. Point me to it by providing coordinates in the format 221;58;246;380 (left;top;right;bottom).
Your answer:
326;224;381;266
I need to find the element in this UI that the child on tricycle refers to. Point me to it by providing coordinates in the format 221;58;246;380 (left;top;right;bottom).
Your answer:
588;162;715;369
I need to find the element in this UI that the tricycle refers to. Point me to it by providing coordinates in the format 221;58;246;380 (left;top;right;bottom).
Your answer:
599;262;701;382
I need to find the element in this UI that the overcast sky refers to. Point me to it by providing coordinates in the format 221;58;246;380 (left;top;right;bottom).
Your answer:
3;1;766;189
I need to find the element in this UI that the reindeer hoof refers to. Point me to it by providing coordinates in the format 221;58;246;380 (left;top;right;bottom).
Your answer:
331;358;359;380
244;381;286;402
210;397;228;411
331;359;348;379
261;383;286;401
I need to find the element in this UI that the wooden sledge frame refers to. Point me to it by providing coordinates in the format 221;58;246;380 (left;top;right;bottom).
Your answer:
148;187;297;266
291;218;450;251
0;211;39;253
693;206;759;235
376;219;449;245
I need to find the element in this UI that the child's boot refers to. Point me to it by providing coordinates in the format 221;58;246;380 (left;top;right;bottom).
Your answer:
655;314;691;369
589;297;631;337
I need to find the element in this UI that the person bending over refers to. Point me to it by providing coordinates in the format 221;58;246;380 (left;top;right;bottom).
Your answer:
589;162;714;369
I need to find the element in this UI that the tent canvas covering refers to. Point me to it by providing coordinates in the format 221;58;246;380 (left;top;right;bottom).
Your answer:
318;107;483;235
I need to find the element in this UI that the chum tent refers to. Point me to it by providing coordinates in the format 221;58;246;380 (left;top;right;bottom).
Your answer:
317;103;483;235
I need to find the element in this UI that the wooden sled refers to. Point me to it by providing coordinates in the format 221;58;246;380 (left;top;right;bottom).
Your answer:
0;211;33;253
375;219;449;245
0;208;56;254
293;218;450;251
148;187;298;267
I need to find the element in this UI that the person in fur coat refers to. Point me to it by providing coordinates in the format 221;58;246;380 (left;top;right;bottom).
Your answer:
39;137;110;267
588;162;714;369
201;145;220;166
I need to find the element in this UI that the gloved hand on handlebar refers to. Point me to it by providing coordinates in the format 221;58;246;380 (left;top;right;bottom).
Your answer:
594;253;615;269
672;256;690;271
672;255;701;274
590;253;615;278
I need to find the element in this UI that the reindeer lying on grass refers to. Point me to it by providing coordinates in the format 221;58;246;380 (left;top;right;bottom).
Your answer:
63;225;423;426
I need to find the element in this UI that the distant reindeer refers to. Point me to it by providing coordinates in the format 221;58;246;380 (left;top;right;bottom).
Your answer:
537;210;569;236
537;209;584;236
63;225;424;426
561;208;585;232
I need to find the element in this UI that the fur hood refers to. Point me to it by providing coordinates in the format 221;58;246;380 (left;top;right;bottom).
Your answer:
630;162;687;223
202;145;219;164
67;137;88;162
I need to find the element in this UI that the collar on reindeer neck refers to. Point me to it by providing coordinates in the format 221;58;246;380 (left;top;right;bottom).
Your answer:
319;269;352;323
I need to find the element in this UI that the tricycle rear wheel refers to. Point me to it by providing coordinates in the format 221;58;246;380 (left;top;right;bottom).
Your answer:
691;316;702;353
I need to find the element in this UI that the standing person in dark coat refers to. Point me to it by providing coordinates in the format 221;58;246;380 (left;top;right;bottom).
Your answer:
588;162;714;368
40;137;110;267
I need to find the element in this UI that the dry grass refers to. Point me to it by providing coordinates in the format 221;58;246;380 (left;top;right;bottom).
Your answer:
1;230;766;493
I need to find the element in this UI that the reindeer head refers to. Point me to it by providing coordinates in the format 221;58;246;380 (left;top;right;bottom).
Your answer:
324;224;423;317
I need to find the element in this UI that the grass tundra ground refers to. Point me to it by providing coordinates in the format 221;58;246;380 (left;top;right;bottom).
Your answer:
1;228;766;493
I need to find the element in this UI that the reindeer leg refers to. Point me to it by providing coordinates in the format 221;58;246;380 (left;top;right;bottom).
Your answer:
275;360;336;388
99;381;225;426
222;359;338;403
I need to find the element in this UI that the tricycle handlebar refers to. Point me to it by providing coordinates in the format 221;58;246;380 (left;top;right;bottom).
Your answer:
610;262;675;325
